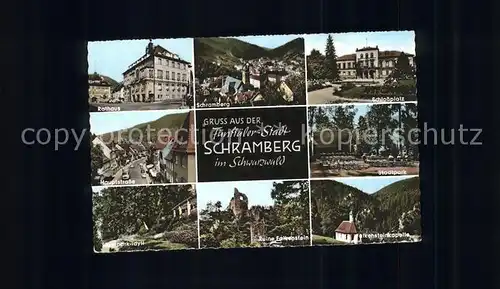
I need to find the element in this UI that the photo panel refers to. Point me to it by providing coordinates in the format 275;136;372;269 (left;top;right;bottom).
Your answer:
194;35;306;108
92;184;198;253
304;31;416;105
310;176;421;245
196;106;309;182
308;103;419;178
197;180;311;249
90;109;196;186
87;38;194;112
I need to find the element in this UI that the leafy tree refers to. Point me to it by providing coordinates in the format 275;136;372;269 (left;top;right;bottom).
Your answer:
91;145;105;180
356;115;373;154
307;49;326;79
401;103;419;158
324;35;339;82
285;74;306;104
366;105;398;153
93;185;195;242
93;209;102;251
320;105;357;152
309;106;331;131
390;104;403;153
331;105;357;130
355;62;362;78
386;52;414;81
260;78;285;106
270;181;310;237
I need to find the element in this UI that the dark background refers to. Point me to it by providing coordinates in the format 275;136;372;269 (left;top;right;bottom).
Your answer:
9;0;497;288
196;107;309;182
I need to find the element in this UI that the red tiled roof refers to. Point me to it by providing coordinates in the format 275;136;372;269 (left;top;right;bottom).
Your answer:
335;221;357;234
337;53;356;61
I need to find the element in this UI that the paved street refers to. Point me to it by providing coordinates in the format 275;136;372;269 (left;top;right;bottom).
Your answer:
90;101;190;112
112;157;151;185
308;87;372;105
128;158;150;185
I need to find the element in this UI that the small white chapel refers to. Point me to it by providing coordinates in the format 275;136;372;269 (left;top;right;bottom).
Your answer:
334;211;360;244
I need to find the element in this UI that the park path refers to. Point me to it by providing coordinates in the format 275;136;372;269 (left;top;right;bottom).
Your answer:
307;87;372;104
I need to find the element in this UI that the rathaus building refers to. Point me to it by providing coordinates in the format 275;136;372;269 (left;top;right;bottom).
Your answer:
122;40;193;103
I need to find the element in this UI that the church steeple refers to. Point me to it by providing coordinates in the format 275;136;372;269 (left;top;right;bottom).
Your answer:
349;210;354;223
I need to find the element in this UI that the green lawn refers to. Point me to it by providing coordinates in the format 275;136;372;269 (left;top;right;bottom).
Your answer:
117;237;190;251
337;86;366;99
397;79;416;86
312;234;347;245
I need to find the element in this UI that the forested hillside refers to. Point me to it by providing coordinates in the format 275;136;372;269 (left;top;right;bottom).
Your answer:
311;177;421;237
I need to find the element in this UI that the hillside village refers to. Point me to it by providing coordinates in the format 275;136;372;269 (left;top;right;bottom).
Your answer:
194;37;306;107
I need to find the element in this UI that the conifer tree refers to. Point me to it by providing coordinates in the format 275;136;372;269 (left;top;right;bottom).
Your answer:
324;35;339;81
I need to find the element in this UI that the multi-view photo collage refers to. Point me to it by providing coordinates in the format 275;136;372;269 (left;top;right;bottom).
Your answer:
89;31;420;253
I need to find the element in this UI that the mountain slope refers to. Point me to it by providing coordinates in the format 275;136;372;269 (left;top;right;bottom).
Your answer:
99;112;188;143
310;180;380;236
372;176;420;233
267;37;305;61
311;177;421;236
194;37;304;66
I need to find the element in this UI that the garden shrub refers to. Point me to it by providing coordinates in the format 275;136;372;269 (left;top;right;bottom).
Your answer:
340;83;355;91
164;228;198;248
200;234;219;248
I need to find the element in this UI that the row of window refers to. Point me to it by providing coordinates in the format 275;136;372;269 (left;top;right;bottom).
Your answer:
157;86;185;92
155;57;188;70
337;60;396;69
130;69;188;82
359;52;375;59
339;70;392;76
153;94;184;100
156;70;188;82
128;82;186;93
